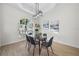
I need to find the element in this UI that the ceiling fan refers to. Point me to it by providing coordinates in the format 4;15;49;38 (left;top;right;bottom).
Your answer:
17;3;56;19
32;3;43;18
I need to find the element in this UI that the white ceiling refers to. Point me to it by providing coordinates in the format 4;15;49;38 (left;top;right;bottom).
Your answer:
4;3;56;15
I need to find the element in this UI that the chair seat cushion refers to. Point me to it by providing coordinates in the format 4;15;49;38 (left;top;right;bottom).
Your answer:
41;42;49;47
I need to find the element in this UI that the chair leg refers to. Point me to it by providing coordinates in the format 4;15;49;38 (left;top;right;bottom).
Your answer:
25;41;29;48
33;45;36;56
25;41;27;48
50;46;54;54
46;47;49;56
28;43;31;52
28;44;30;51
40;45;43;55
25;42;27;55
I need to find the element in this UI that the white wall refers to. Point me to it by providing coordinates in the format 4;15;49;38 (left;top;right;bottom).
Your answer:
53;4;79;48
0;4;31;46
0;4;2;46
40;3;79;48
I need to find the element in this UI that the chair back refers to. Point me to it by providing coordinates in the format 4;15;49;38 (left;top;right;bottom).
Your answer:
26;35;30;42
43;33;47;40
28;33;32;35
47;37;54;47
28;36;36;45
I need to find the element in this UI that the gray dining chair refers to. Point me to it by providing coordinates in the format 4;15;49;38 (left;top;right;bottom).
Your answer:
40;36;54;56
26;33;39;56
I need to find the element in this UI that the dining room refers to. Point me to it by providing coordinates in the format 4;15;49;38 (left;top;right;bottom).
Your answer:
0;3;79;56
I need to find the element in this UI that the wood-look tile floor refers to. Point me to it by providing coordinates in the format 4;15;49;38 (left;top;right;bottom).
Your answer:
0;41;56;56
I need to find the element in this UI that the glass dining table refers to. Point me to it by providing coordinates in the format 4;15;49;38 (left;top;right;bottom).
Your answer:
26;32;44;55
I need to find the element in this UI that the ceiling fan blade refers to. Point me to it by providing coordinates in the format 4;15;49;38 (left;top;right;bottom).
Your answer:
39;3;56;14
17;3;35;15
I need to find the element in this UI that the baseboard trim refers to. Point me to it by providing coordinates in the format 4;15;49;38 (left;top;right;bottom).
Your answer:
52;41;79;56
53;40;79;48
0;39;25;47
